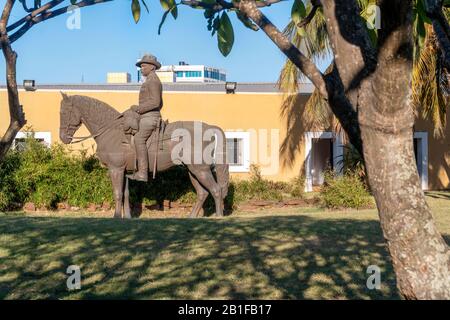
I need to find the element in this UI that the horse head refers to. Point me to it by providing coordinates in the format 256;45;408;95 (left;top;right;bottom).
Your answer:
59;92;82;144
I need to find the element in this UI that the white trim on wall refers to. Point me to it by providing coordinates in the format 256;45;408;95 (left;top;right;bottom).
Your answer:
225;131;250;173
414;132;429;190
13;131;52;149
304;131;344;192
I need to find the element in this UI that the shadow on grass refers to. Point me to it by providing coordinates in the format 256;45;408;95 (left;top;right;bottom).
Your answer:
0;214;403;299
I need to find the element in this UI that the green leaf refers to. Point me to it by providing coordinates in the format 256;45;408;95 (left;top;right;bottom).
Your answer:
171;5;178;19
141;0;150;14
416;15;426;49
236;12;259;31
131;0;141;23
160;0;175;11
158;4;179;34
160;0;177;19
217;12;234;57
160;0;170;10
158;9;171;35
416;0;432;24
296;26;307;37
291;0;306;25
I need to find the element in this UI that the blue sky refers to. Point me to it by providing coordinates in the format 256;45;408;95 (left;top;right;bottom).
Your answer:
0;0;304;84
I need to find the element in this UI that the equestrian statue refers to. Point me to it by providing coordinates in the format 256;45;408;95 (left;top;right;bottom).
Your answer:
59;54;229;219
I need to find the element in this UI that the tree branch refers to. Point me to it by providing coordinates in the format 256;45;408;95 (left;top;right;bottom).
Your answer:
297;2;319;29
180;0;284;12
0;0;27;160
7;0;64;32
320;0;376;95
8;0;113;44
19;0;38;13
237;0;328;99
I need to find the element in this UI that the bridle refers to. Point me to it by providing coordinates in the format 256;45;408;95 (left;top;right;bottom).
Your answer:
62;98;123;144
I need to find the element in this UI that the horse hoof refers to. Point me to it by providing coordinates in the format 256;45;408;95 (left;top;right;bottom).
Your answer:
113;214;121;219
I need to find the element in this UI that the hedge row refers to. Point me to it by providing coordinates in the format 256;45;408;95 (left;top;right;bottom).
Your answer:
0;136;373;211
0;137;305;211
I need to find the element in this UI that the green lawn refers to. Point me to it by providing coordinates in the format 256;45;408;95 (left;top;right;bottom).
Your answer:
0;191;449;300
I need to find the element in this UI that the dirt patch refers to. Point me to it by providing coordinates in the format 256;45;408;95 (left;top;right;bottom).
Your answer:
19;198;318;218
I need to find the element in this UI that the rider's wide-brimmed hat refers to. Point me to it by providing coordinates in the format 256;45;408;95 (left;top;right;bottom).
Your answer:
136;54;161;69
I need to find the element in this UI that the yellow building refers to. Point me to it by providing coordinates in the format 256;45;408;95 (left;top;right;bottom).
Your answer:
106;73;131;84
155;71;176;83
1;82;449;191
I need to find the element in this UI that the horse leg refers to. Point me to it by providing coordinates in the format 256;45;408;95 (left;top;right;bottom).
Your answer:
188;172;209;218
188;166;223;217
109;168;124;219
123;176;132;219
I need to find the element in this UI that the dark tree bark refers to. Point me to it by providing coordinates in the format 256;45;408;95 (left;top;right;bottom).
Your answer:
0;0;26;161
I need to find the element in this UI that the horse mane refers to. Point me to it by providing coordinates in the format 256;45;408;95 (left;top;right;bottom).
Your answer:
69;95;121;124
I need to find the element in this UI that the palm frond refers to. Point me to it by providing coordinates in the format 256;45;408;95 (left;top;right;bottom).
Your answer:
412;23;449;137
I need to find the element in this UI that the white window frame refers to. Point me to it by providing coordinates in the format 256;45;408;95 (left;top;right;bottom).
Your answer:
13;131;51;149
304;131;344;192
225;131;250;173
414;132;428;190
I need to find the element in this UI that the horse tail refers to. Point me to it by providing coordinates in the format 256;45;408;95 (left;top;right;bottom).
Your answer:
210;125;229;199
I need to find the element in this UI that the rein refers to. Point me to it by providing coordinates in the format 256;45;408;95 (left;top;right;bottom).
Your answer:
70;114;123;144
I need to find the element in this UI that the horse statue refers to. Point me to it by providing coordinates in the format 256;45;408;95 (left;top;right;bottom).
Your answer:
59;94;229;219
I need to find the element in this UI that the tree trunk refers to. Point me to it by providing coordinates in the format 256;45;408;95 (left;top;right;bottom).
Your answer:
361;121;450;299
357;4;450;296
0;0;27;162
239;0;450;298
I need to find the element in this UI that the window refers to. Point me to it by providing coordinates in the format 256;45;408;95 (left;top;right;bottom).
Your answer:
176;71;184;77
13;132;51;151
225;132;250;172
227;138;243;166
184;71;201;78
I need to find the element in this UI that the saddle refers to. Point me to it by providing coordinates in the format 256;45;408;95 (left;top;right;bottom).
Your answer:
121;109;168;172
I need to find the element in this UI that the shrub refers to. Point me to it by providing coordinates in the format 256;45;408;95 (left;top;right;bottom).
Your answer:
289;176;305;198
0;151;23;211
0;137;308;212
231;165;286;203
320;171;373;209
0;135;113;210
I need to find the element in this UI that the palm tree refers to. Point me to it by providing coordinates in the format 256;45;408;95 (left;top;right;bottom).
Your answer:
278;0;449;138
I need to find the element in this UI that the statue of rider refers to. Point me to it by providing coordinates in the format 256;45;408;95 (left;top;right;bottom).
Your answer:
128;54;163;182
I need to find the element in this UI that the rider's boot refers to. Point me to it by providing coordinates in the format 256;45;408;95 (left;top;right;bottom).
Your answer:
128;143;148;182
